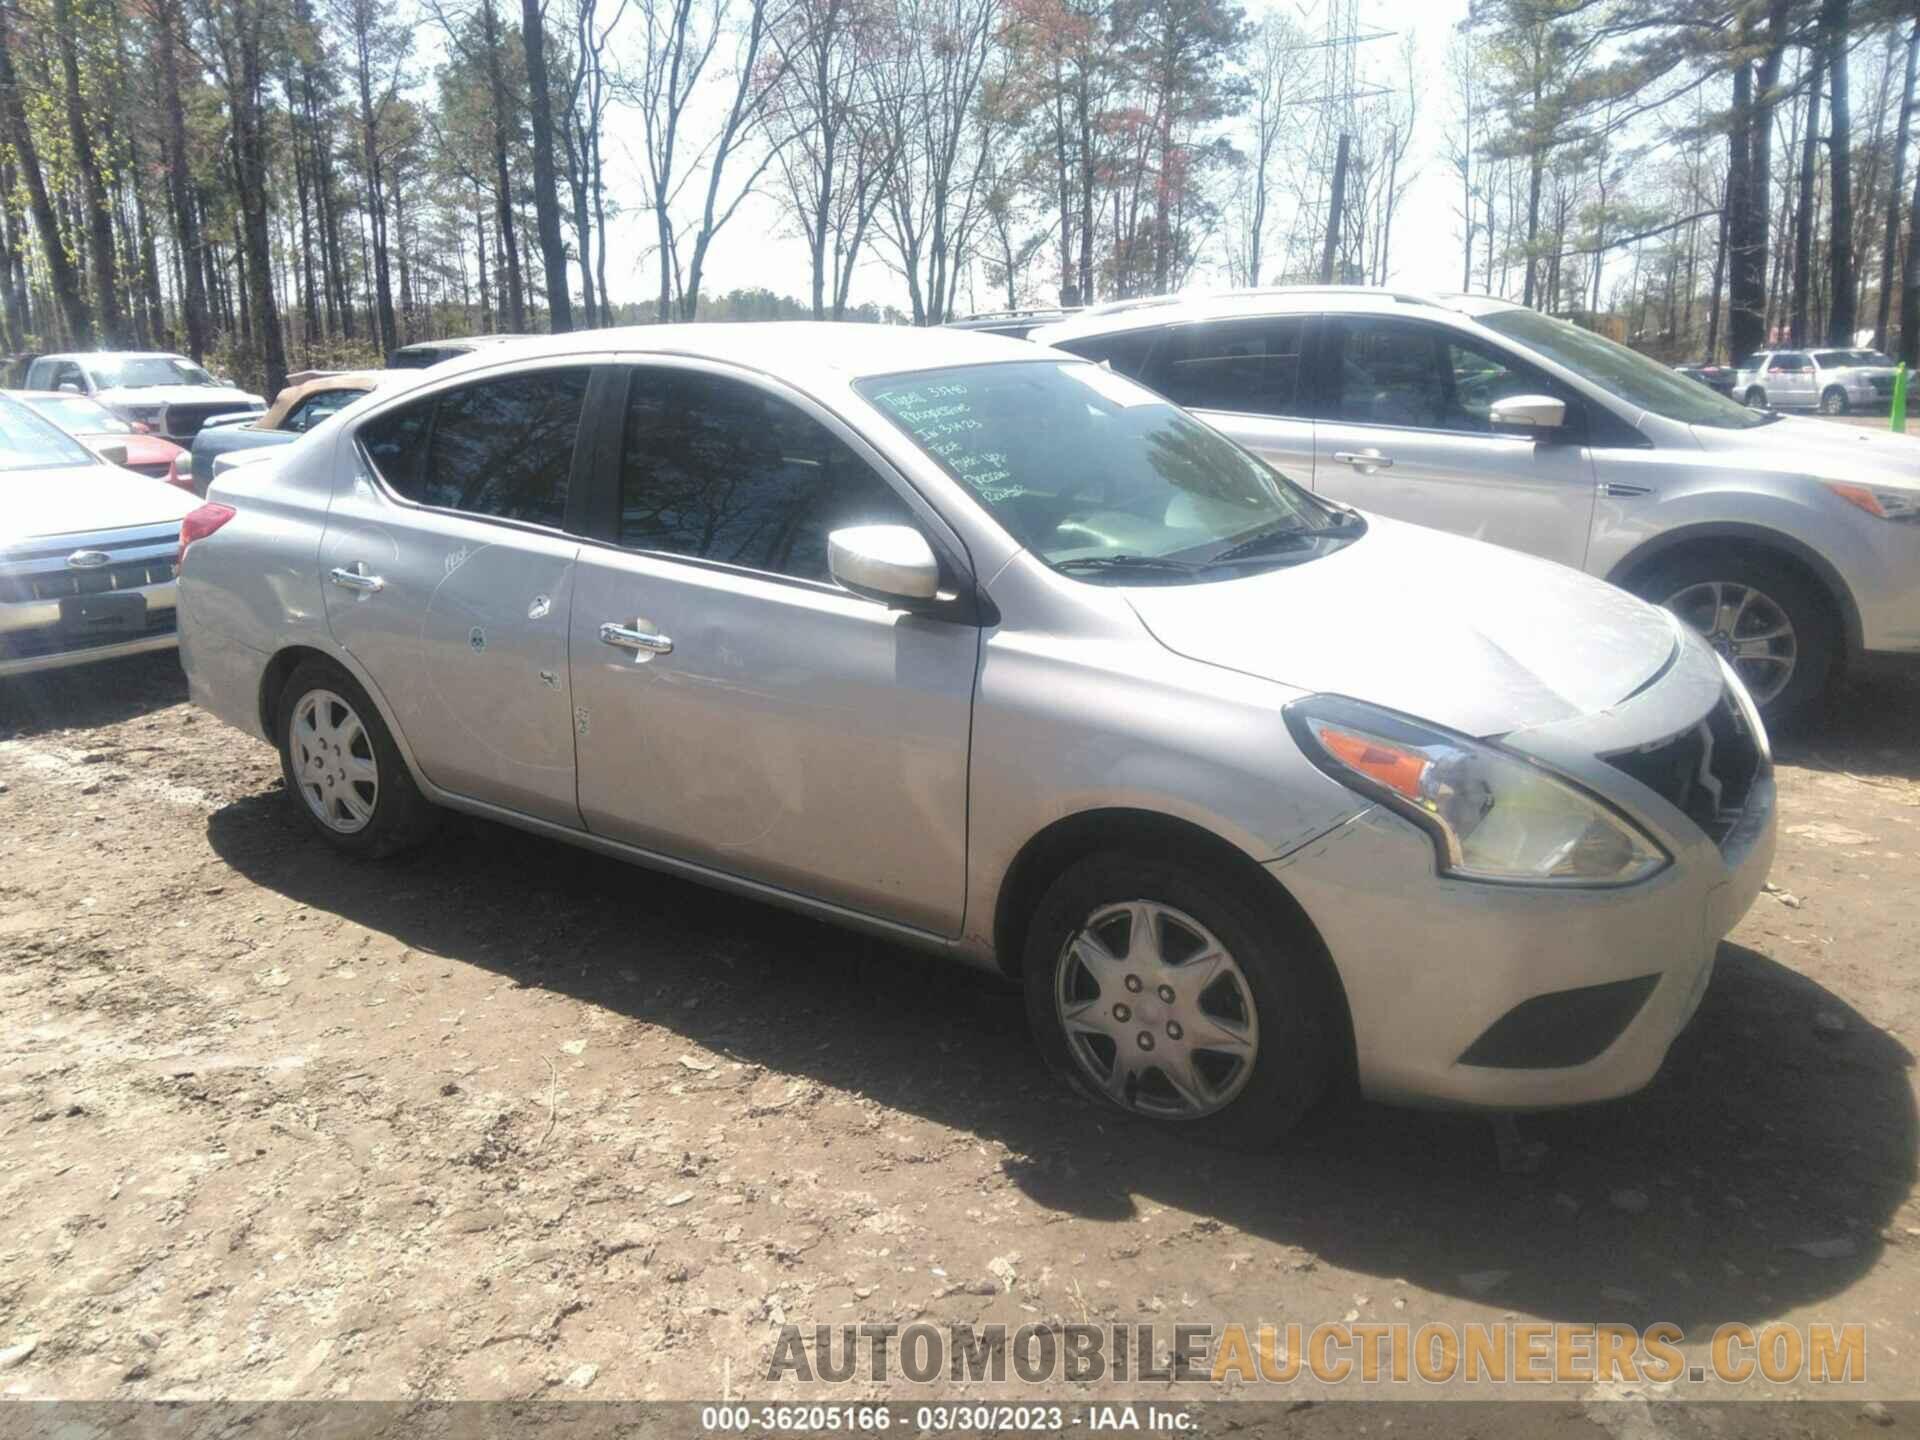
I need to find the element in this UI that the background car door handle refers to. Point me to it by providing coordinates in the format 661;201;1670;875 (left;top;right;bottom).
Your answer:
328;564;384;593
600;621;673;656
1333;450;1393;472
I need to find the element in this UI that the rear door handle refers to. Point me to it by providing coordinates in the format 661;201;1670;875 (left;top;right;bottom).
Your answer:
329;563;384;593
1332;449;1393;473
600;621;673;656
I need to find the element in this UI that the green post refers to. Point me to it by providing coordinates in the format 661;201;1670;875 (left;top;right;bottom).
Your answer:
1893;363;1909;433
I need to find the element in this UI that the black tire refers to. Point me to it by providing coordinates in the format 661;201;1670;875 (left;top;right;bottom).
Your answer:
1021;851;1337;1149
1634;552;1838;728
274;657;437;857
1744;387;1767;408
1821;386;1849;416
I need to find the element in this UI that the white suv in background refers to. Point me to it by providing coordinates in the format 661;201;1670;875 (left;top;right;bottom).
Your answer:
1732;347;1899;415
1033;290;1920;721
23;352;265;443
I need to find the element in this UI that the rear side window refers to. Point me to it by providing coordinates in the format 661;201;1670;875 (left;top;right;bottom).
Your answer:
358;368;589;527
1772;352;1812;372
618;368;915;583
1142;318;1307;416
1051;329;1160;380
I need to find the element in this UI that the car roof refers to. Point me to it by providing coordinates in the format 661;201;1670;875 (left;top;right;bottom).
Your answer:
404;322;1046;386
37;351;193;363
1028;286;1526;343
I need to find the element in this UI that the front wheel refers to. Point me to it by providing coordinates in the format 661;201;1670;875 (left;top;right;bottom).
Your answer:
1821;386;1850;416
1637;554;1837;725
1022;853;1336;1149
276;658;437;857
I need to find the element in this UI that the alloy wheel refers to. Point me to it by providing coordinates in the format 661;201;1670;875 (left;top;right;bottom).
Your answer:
291;688;380;833
1055;900;1260;1119
1662;580;1798;707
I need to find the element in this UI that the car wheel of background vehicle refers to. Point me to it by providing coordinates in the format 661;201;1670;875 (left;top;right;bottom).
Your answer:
1744;387;1767;407
1022;852;1335;1149
1637;553;1836;726
276;658;436;858
1821;386;1849;415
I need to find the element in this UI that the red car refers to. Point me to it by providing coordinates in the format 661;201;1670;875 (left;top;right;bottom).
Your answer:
8;388;191;486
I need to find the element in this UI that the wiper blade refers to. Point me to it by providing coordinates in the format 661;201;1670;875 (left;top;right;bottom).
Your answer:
1209;513;1366;565
1054;553;1203;575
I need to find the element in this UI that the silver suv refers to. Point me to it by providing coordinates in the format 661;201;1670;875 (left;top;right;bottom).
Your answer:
1033;291;1920;720
1733;347;1898;415
176;325;1776;1145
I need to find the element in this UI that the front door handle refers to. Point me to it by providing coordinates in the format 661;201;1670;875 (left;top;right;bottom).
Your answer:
600;621;673;656
1332;449;1393;473
329;563;385;593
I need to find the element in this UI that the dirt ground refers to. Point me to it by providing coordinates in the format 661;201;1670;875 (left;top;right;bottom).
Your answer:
0;650;1915;1419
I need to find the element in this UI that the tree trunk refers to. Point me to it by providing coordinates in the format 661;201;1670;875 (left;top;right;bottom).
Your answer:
482;0;527;330
0;3;92;343
1823;0;1855;345
521;0;572;330
53;0;127;344
154;0;208;359
1792;49;1823;345
1878;21;1919;349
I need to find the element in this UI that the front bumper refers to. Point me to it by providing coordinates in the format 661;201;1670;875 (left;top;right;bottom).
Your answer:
1271;638;1777;1111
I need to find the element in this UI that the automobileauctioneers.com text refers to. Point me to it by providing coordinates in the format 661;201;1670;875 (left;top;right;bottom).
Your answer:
767;1320;1865;1388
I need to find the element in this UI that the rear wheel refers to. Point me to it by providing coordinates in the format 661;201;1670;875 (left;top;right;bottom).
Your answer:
1744;386;1767;408
275;658;436;857
1821;386;1849;416
1022;852;1336;1149
1636;553;1837;725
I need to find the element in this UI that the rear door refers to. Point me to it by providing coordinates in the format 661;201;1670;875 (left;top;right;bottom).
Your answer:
1310;315;1598;571
322;361;601;827
1767;351;1816;408
1138;316;1316;484
567;361;978;935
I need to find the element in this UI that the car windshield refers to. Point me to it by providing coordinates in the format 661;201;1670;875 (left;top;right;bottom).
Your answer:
0;394;98;471
857;360;1349;581
1478;309;1773;430
1813;349;1893;367
21;393;129;434
88;356;216;388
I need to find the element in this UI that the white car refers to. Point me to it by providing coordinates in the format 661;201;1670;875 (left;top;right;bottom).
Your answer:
1;394;194;676
23;352;265;444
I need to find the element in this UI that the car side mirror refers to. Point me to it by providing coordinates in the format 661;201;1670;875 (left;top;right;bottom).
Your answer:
58;381;81;394
1489;394;1568;432
828;525;941;608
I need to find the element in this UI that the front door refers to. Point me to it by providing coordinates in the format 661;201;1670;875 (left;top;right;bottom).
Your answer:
568;363;978;936
1310;316;1598;571
321;363;594;827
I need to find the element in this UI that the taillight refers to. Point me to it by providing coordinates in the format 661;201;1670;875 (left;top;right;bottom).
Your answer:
179;502;236;565
165;452;194;492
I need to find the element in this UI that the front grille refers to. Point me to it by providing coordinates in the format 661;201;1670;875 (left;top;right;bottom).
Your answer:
0;557;176;603
165;402;255;438
0;607;176;661
1604;692;1764;846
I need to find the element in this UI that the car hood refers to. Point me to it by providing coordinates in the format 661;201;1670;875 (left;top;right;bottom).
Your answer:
98;385;266;408
1689;414;1920;485
1;464;197;544
1121;515;1679;737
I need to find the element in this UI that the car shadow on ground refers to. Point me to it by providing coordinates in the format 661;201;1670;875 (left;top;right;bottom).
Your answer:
1782;661;1920;782
206;792;1915;1332
0;651;188;740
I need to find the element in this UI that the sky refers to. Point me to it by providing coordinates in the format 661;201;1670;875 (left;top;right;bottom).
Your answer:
569;0;1476;317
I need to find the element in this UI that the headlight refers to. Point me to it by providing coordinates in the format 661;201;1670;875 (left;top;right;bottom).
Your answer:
1286;697;1669;887
1826;481;1920;522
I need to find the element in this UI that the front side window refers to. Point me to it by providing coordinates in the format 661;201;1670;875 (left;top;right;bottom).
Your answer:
1144;318;1307;417
1813;349;1892;368
857;360;1349;583
0;394;98;471
618;369;915;584
358;368;588;527
1330;319;1559;434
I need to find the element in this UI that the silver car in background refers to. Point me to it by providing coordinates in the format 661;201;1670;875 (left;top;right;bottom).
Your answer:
1034;291;1920;721
177;326;1774;1145
1734;347;1899;415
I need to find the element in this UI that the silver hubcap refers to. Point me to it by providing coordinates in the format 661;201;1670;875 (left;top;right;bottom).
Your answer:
291;689;379;834
1055;900;1259;1119
1663;580;1798;707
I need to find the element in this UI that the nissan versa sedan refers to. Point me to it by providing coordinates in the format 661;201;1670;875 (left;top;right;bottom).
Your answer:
1033;291;1920;722
175;326;1776;1146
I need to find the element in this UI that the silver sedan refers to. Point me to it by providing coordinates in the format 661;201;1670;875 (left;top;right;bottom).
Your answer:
175;325;1776;1145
